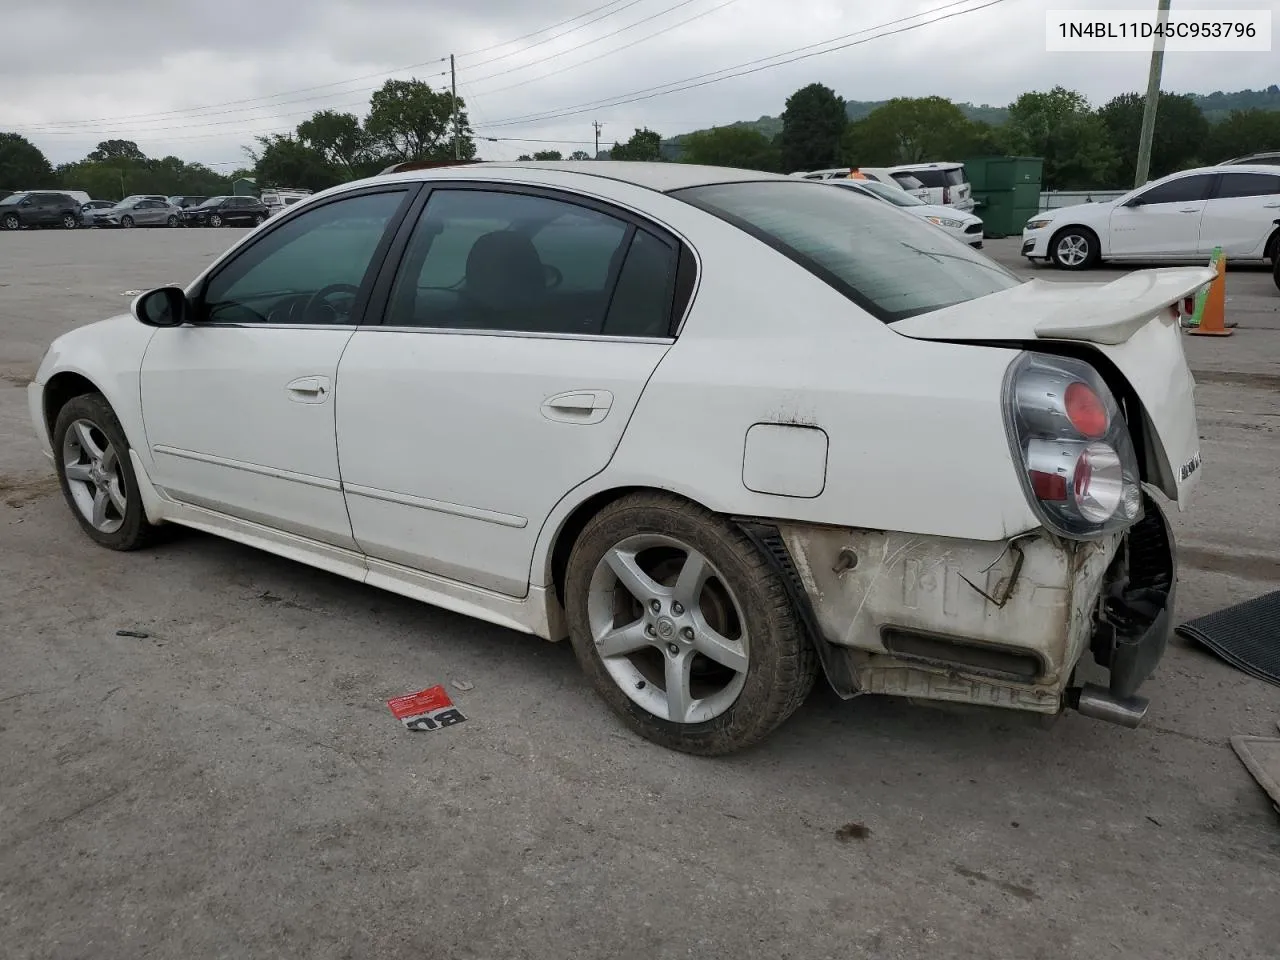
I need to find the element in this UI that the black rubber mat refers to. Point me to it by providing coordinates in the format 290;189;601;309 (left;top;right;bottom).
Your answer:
1175;590;1280;687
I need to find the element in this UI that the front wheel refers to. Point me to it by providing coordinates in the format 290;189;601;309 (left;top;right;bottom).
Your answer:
53;393;158;551
2;213;19;230
120;215;135;229
564;493;818;755
208;213;223;227
166;214;178;227
1049;227;1099;270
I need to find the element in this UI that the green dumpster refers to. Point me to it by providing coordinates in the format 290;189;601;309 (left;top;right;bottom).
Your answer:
963;156;1043;239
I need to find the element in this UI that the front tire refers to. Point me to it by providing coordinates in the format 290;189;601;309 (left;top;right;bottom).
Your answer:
1049;226;1099;270
564;493;818;755
120;215;135;229
53;393;157;551
2;213;19;230
208;213;223;227
166;214;178;227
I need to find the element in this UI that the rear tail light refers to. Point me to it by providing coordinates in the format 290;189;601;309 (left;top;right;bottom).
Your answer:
943;185;952;204
1004;353;1143;539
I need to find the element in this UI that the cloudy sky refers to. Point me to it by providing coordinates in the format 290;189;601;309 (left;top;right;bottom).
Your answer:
2;0;1275;168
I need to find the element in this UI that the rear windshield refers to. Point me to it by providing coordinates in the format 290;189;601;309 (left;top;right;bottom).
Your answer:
904;167;968;187
672;180;1019;323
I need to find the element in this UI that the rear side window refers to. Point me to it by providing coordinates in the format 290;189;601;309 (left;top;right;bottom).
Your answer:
1213;173;1280;199
603;229;678;337
673;180;1020;323
945;168;967;186
890;173;926;190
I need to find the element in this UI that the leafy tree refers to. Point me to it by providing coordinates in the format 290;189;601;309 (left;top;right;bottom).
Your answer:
87;139;147;163
610;128;663;161
297;110;380;178
1001;86;1118;190
1204;108;1280;162
515;150;564;161
779;83;846;172
251;134;344;191
365;78;475;162
679;126;779;171
0;132;55;186
842;96;981;166
568;150;592;160
1098;92;1210;185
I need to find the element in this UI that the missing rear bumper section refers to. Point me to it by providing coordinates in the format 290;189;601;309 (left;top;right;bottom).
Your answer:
758;495;1175;724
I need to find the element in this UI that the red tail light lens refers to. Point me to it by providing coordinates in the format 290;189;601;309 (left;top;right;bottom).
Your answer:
1004;353;1143;539
1064;381;1108;438
943;185;952;204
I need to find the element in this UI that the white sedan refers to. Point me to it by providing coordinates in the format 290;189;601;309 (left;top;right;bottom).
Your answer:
29;161;1211;754
827;177;985;247
1023;163;1280;269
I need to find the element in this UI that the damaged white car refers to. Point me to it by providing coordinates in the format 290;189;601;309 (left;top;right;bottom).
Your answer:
28;162;1212;754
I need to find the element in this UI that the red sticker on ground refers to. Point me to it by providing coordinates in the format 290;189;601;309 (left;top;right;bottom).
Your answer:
387;685;467;732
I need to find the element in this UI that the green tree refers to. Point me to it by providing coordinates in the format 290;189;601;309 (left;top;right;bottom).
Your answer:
610;128;663;161
297;110;380;178
842;96;980;166
1097;92;1210;185
515;149;564;161
251;134;344;191
1204;108;1280;162
0;132;55;186
87;139;147;163
568;150;592;160
679;126;779;171
365;78;475;162
779;83;846;172
1002;86;1118;190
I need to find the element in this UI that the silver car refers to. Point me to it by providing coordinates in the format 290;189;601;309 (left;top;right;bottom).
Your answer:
93;198;182;229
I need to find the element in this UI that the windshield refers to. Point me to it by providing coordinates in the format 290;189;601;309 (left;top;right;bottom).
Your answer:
199;196;228;207
673;180;1019;323
1;192;29;205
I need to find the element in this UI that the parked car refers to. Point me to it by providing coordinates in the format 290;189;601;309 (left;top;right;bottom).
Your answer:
883;162;974;211
27;162;1206;754
847;167;931;201
261;187;312;217
181;195;270;227
92;198;182;228
828;178;985;247
167;195;209;209
1022;164;1280;269
79;200;116;226
0;191;82;230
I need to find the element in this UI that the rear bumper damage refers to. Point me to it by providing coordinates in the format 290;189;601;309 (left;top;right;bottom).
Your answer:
748;494;1175;724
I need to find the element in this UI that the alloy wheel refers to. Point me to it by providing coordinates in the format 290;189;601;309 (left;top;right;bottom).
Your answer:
586;533;749;724
61;419;128;534
1055;233;1090;267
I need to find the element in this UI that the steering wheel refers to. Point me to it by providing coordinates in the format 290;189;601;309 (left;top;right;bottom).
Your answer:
304;283;361;323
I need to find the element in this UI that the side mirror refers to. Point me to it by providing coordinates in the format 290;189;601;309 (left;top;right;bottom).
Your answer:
132;286;188;327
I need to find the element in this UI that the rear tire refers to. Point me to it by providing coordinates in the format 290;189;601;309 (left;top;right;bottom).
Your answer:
564;493;818;755
1049;226;1099;270
120;215;135;228
2;213;19;230
1272;251;1280;293
52;393;158;551
61;213;78;229
208;213;223;227
166;214;178;227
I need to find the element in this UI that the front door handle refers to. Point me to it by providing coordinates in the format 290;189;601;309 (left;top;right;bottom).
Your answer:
541;390;613;424
1179;208;1200;213
286;376;331;403
1264;202;1280;208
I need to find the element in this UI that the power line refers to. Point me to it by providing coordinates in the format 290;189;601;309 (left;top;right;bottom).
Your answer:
474;0;1007;129
4;0;638;130
461;0;651;71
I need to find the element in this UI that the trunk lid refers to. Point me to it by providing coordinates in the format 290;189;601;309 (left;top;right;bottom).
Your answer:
891;266;1216;507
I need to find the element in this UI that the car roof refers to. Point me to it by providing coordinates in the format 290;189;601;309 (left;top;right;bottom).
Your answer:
376;160;789;194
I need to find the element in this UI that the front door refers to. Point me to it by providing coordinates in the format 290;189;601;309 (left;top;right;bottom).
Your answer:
335;185;684;596
1108;172;1216;259
139;187;412;547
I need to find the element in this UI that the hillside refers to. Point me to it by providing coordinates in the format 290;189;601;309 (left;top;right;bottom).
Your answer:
666;86;1280;147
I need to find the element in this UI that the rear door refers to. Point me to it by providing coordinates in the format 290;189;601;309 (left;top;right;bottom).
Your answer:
1198;171;1280;257
1107;173;1216;258
335;183;687;596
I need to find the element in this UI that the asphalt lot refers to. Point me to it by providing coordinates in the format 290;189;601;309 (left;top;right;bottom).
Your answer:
1;227;1278;960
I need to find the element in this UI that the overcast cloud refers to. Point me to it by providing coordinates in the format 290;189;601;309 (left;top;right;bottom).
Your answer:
2;0;1275;168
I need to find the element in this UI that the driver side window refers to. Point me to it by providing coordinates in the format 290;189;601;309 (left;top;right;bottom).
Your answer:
200;190;406;326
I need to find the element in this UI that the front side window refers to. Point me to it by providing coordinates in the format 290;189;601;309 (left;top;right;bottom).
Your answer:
1133;174;1215;205
385;188;676;336
674;180;1020;323
199;190;405;326
1213;172;1280;199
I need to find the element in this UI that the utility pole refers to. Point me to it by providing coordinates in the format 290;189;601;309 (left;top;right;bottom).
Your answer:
593;121;603;159
1134;0;1172;188
451;54;459;161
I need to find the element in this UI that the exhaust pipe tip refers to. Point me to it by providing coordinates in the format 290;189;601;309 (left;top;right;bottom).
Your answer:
1067;683;1149;729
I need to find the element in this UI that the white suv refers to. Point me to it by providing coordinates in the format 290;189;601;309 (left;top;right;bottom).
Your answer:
884;162;974;211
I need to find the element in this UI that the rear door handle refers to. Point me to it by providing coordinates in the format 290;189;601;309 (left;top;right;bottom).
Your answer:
541;390;613;424
1179;208;1200;213
1264;202;1280;208
286;376;331;403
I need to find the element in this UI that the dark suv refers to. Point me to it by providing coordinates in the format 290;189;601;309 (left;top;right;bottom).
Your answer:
0;192;82;230
181;195;270;227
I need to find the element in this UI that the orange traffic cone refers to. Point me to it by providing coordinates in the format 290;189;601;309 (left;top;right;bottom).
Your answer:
1188;251;1232;336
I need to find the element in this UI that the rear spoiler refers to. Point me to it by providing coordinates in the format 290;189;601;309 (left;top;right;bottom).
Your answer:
1034;267;1216;345
379;159;484;175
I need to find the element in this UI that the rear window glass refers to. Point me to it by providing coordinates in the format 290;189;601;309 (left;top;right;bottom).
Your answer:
902;169;947;188
672;180;1020;323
